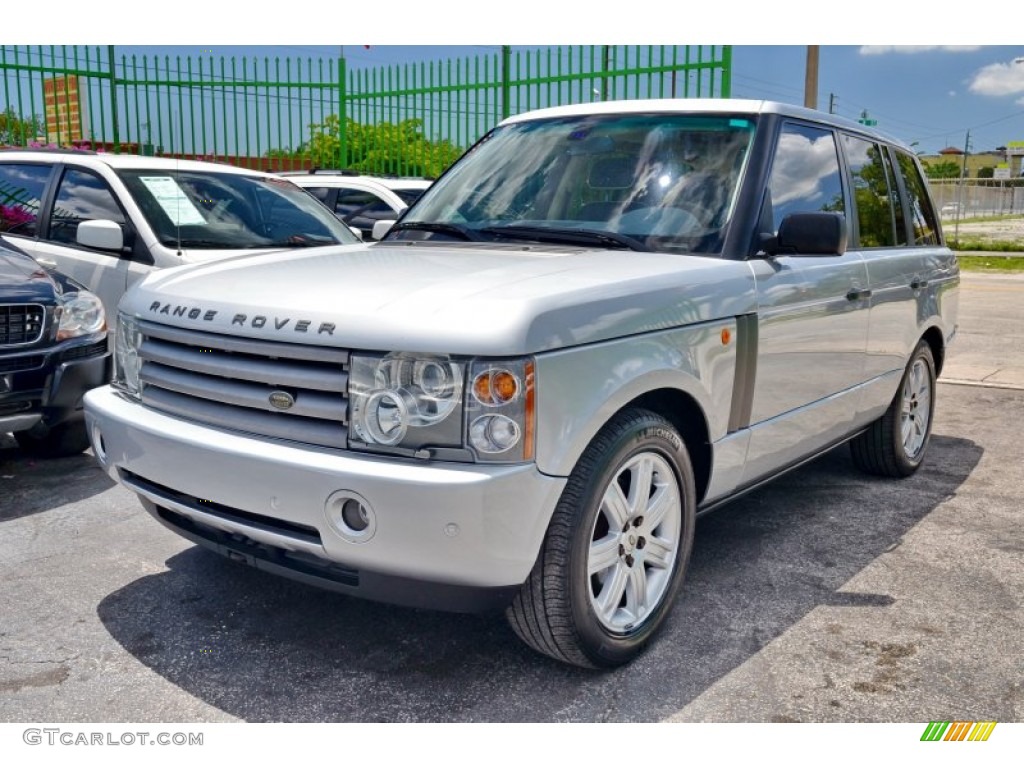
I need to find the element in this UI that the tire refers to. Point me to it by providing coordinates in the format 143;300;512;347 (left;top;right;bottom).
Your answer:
14;419;91;458
506;408;696;668
851;340;936;478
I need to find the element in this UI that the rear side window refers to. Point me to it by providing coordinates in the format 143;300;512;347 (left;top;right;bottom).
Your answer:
335;189;389;217
48;168;126;246
895;151;940;245
768;123;845;232
0;163;52;237
843;135;897;248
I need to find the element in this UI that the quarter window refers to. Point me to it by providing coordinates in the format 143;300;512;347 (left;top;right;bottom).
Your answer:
895;152;939;245
48;169;125;246
843;135;896;248
0;163;52;237
768;123;845;232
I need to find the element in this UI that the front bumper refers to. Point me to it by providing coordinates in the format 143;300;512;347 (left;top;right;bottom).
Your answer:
0;336;110;434
84;386;566;612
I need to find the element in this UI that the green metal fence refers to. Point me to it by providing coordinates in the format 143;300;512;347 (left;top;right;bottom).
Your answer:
0;45;731;176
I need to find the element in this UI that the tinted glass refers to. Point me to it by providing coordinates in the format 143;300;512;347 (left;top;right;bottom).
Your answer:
404;114;756;255
882;149;908;246
49;168;125;246
334;189;383;217
895;152;940;245
118;170;358;249
0;163;52;237
843;135;895;248
768;123;845;232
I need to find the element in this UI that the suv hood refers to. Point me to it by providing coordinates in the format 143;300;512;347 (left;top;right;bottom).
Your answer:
121;242;756;355
0;243;59;304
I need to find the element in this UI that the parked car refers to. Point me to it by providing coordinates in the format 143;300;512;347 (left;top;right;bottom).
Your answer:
285;170;432;240
0;150;360;323
85;99;958;668
1;238;109;457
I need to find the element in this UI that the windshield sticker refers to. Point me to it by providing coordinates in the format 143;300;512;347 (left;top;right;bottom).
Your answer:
139;176;206;226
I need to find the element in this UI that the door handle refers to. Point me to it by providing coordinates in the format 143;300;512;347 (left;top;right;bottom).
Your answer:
910;279;929;290
846;288;872;301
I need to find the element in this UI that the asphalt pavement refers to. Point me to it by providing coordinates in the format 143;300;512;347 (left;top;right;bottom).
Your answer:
0;270;1021;722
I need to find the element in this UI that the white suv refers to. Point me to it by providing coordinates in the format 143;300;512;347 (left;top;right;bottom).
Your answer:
285;171;432;240
0;150;359;321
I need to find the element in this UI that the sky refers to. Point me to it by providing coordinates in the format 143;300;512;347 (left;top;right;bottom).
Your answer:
18;2;1024;156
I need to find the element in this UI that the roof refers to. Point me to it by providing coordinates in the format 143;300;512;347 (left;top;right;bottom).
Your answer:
498;98;911;152
0;149;275;176
286;174;432;190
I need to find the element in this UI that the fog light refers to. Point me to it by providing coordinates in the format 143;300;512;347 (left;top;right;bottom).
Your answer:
325;490;377;542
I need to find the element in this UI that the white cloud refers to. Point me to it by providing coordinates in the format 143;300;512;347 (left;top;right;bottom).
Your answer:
859;45;982;55
948;90;957;97
969;60;1024;96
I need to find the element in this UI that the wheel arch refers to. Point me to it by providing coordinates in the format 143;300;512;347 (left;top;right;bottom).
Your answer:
921;325;946;378
618;388;712;505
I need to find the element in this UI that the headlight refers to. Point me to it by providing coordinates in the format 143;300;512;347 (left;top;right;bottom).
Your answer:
350;353;464;453
349;353;535;463
56;291;106;340
112;313;142;398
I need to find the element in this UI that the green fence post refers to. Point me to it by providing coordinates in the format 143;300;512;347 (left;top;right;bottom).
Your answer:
342;56;350;171
108;45;119;151
720;45;732;97
501;45;511;120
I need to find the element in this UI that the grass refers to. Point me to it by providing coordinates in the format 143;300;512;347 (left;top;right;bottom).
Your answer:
949;239;1024;252
957;255;1024;272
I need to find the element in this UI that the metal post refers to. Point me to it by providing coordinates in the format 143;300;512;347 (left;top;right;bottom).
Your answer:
804;45;819;109
954;129;970;245
501;45;511;119
338;52;347;169
108;45;120;150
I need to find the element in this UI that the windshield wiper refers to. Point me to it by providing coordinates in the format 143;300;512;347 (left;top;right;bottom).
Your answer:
479;225;646;252
389;221;477;241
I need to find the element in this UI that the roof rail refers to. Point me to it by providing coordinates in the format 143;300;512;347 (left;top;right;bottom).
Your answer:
0;146;97;155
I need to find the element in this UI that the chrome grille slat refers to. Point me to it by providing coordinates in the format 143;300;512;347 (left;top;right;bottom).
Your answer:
136;320;349;449
144;387;348;449
140;362;347;421
140;338;347;391
0;304;45;346
138;320;349;364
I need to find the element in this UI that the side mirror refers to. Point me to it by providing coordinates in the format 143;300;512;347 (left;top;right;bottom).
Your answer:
371;219;396;241
760;213;846;257
77;219;125;252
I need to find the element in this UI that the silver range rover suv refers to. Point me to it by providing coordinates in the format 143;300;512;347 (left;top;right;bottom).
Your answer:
84;99;958;668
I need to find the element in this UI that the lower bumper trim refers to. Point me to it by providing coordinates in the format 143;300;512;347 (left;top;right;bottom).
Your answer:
145;500;521;614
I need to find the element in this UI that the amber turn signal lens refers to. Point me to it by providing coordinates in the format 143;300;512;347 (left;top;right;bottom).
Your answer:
491;370;519;402
721;328;731;345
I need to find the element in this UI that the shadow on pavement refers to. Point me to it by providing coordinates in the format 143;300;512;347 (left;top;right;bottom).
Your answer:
96;433;981;722
0;435;115;522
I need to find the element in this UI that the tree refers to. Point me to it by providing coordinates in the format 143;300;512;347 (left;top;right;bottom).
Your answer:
977;166;995;179
293;116;462;178
0;109;42;146
923;160;962;180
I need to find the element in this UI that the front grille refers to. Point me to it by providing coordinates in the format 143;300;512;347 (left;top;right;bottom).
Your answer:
137;320;350;449
0;304;45;345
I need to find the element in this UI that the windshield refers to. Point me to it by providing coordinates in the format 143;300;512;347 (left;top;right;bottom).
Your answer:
117;170;359;249
396;113;756;255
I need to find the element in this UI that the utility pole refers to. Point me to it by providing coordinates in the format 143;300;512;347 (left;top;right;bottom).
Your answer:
804;46;819;109
828;92;836;114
